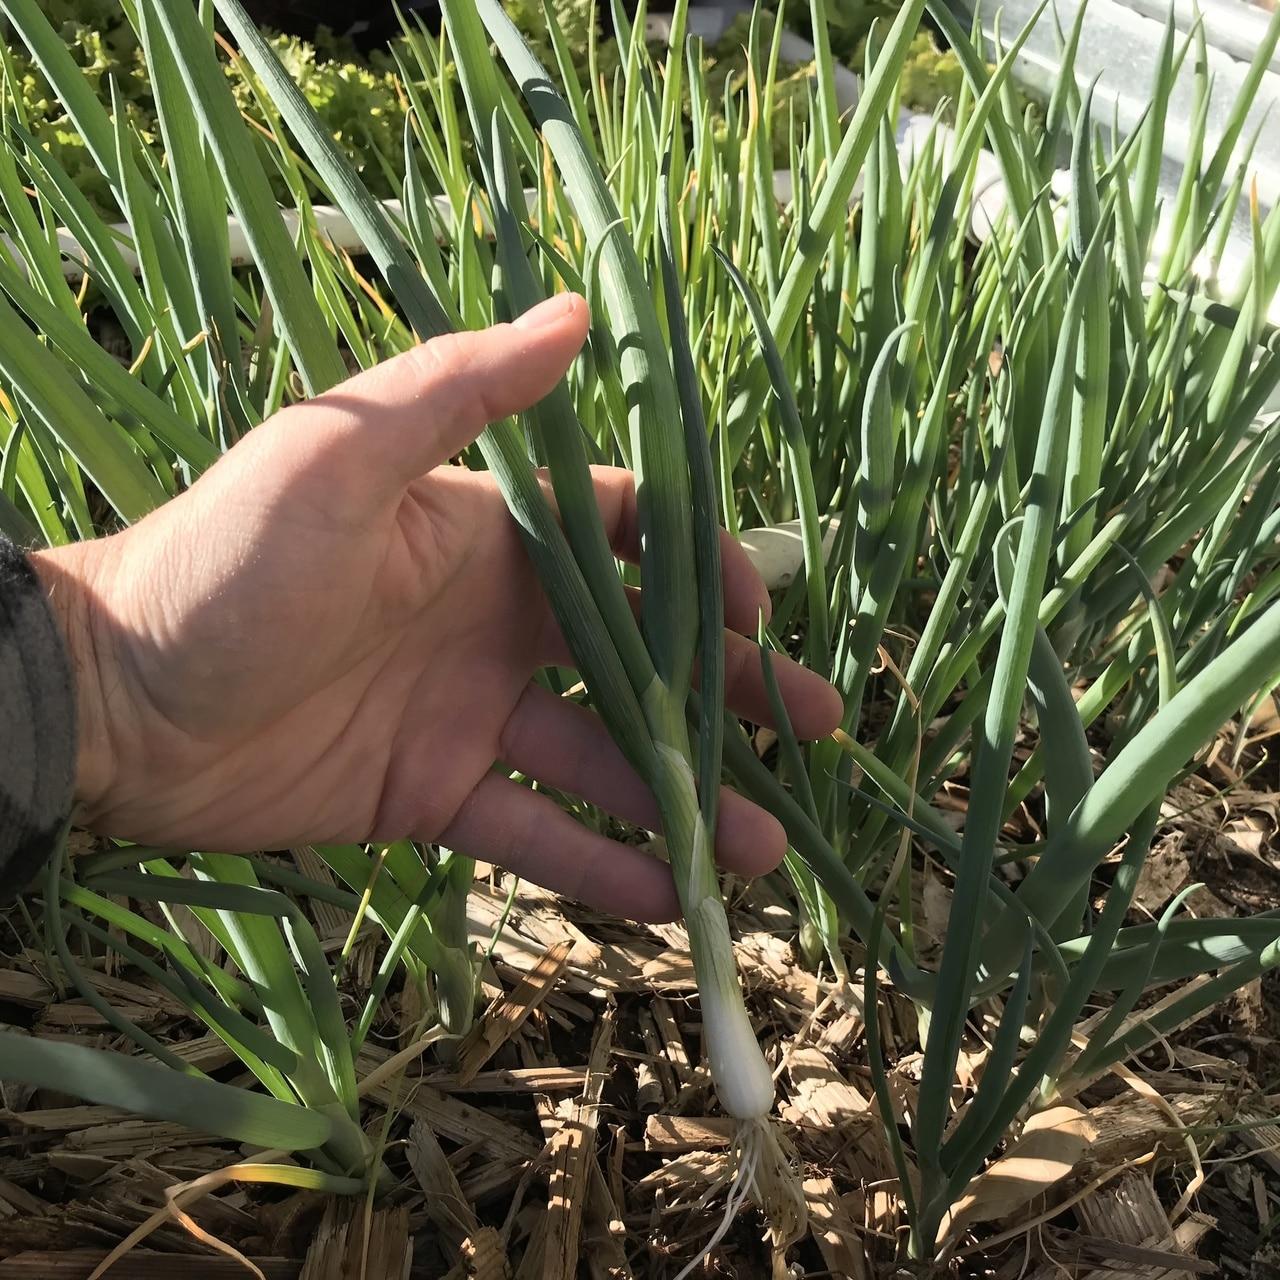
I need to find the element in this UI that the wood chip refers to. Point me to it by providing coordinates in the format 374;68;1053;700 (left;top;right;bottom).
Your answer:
542;1005;614;1280
484;920;670;995
782;1046;886;1178
355;1051;586;1095
638;952;695;989
649;998;692;1084
1082;1091;1225;1172
1053;1227;1215;1276
634;1009;673;1112
467;887;614;993
644;921;690;953
0;1255;300;1278
7;1106;131;1133
1236;1106;1280;1176
1074;1170;1170;1244
1070;1172;1172;1239
642;1115;733;1154
455;941;573;1085
0;1174;49;1216
948;1103;1097;1232
632;1151;730;1198
582;1161;632;1280
804;1177;869;1280
0;971;54;1007
736;932;818;1009
364;1081;539;1169
145;1034;239;1074
407;1119;492;1268
299;1200;410;1280
1070;1170;1213;1279
453;1228;511;1280
816;1007;865;1059
785;1046;871;1125
72;971;189;1017
1;967;186;1018
62;1120;227;1154
289;847;353;942
458;1155;536;1204
164;865;226;966
576;944;671;993
636;932;817;1004
38;1002;166;1031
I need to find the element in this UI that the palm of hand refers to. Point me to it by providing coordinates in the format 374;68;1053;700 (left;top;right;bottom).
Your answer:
93;449;550;849
47;301;840;921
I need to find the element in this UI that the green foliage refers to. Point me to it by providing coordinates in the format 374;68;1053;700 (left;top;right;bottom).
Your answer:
792;0;903;62
502;0;601;71
9;0;963;220
897;30;966;113
7;0;405;213
6;0;152;215
784;0;967;110
249;31;406;194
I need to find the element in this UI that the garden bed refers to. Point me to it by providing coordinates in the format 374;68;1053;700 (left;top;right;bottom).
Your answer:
4;1;1280;1277
3;791;1280;1277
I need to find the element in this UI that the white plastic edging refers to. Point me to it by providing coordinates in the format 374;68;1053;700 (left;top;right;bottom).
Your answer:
6;194;499;281
952;0;1280;211
738;518;840;591
1113;0;1280;76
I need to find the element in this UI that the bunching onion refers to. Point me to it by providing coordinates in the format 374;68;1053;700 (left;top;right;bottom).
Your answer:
2;0;1280;1259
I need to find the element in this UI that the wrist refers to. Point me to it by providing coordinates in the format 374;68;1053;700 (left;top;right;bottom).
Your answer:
29;542;119;820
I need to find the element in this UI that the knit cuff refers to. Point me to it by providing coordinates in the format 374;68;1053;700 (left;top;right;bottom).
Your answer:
0;537;76;900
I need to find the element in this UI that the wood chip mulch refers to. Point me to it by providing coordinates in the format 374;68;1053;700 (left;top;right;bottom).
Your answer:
3;860;1278;1278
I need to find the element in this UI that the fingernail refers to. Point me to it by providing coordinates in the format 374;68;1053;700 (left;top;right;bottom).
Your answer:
513;293;578;330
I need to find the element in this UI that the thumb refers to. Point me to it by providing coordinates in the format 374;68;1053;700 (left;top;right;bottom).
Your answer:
290;293;590;503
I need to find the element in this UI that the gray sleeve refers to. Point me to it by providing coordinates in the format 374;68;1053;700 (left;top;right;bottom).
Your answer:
0;537;76;900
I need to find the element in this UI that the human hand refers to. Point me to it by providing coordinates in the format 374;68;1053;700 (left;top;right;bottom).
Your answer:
33;294;841;921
